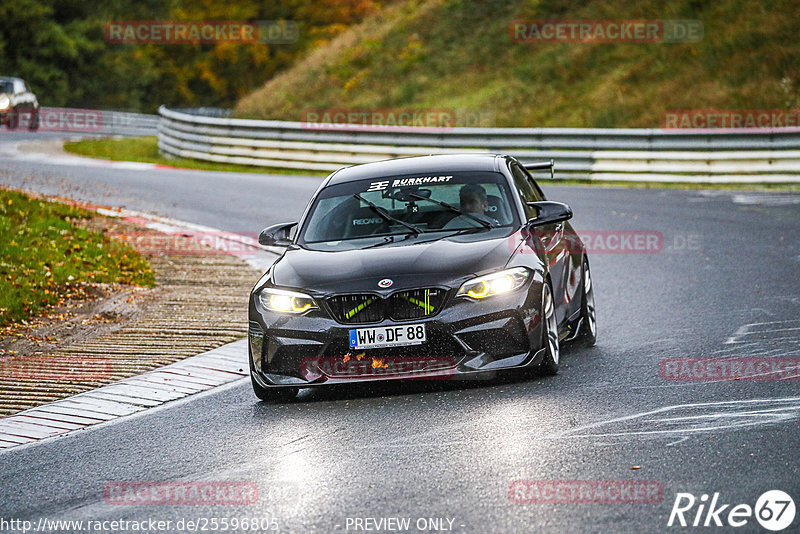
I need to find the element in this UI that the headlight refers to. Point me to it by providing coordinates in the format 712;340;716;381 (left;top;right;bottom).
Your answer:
456;267;530;299
258;287;317;314
0;95;10;111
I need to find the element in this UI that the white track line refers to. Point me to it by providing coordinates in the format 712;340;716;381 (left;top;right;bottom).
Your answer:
0;340;249;451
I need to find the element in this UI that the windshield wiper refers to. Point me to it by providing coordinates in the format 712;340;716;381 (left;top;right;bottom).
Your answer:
445;226;491;236
367;226;487;249
353;193;424;235
407;227;489;247
363;233;418;249
408;193;494;229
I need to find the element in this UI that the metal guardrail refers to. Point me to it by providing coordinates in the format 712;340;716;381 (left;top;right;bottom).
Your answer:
32;108;160;137
158;106;800;182
94;109;159;137
4;108;158;137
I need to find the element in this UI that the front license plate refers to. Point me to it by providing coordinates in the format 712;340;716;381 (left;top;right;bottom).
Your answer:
349;324;426;349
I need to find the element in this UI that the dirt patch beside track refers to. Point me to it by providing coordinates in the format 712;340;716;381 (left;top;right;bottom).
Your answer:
0;206;260;416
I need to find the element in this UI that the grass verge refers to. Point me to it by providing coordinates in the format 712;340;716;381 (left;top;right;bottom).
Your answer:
0;189;155;327
63;137;327;176
235;0;800;129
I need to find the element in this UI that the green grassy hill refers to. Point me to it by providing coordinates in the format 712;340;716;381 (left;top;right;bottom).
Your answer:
235;0;800;128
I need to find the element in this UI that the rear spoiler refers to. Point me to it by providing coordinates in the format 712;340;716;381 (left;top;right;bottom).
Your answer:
524;159;555;180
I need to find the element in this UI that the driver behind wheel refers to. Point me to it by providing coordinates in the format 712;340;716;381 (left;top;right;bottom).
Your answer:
443;184;499;229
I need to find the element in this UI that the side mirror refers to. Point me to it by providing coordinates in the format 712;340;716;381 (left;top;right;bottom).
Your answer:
258;221;297;246
526;201;573;227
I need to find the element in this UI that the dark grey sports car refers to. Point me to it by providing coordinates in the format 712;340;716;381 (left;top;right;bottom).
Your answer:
248;154;596;401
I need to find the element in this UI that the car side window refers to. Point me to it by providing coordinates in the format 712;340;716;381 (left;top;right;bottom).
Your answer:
511;164;542;219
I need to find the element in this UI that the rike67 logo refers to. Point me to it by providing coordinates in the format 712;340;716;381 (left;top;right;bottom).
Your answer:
668;490;796;531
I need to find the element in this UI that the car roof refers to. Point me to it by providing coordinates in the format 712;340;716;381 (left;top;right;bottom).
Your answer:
0;77;24;83
325;154;509;185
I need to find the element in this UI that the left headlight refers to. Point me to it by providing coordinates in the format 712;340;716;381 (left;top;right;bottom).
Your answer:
258;287;318;314
456;267;530;300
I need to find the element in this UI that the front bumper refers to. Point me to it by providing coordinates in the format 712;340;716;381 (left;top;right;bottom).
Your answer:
248;282;546;387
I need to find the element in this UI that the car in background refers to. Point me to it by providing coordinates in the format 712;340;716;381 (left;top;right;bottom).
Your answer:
248;154;597;401
0;77;39;130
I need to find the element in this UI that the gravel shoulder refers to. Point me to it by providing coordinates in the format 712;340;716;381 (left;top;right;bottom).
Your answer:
0;205;262;416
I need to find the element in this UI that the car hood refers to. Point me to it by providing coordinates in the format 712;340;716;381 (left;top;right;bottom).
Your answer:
272;231;518;294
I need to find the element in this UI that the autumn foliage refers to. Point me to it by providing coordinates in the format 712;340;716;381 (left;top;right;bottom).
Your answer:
0;0;381;111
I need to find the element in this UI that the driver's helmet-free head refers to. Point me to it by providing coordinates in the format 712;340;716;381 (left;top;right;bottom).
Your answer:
460;183;488;212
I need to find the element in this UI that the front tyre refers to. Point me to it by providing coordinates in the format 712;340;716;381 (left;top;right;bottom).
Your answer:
537;282;560;375
6;111;18;129
577;257;597;347
28;110;39;131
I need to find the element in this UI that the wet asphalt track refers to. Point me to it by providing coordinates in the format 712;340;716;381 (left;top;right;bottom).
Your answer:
1;132;799;533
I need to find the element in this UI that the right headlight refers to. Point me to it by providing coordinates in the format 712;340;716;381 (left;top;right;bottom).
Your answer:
456;267;530;300
258;287;318;314
0;95;10;111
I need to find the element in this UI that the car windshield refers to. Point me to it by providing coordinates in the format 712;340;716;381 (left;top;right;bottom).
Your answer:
0;81;13;94
299;171;517;249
